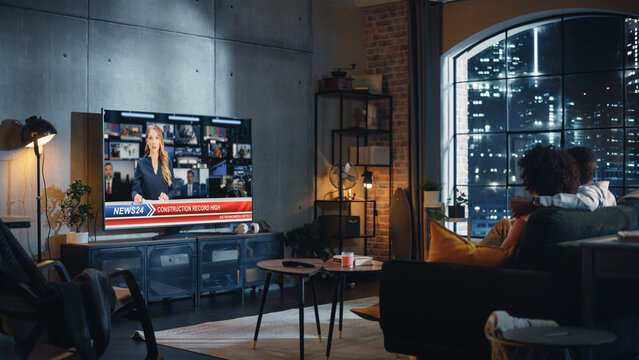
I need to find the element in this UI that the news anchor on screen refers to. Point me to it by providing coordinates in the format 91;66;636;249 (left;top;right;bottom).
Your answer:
132;124;175;203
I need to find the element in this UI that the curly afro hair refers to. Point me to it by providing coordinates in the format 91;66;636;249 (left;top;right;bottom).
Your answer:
567;147;596;185
518;144;580;196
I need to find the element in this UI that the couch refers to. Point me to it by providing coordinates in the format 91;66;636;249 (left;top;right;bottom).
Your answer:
379;198;639;360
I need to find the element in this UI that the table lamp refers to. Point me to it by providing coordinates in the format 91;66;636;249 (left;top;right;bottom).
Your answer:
362;170;373;189
21;116;56;262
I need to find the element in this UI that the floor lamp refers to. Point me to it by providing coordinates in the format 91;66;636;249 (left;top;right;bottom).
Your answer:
21;116;57;262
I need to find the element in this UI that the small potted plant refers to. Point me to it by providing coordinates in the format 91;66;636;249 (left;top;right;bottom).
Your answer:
447;187;468;218
60;180;94;244
421;179;442;208
284;220;333;260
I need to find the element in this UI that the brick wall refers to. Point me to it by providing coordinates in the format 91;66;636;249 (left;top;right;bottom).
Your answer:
363;1;410;259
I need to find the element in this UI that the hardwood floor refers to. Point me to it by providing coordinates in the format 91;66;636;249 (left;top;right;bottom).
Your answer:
1;274;379;359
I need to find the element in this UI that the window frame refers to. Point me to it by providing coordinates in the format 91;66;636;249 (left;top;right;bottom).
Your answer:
444;13;638;238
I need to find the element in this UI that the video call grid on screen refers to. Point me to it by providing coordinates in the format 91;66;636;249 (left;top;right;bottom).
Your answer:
102;109;252;213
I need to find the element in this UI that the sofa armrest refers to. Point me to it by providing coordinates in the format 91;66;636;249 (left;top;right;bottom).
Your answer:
379;260;555;358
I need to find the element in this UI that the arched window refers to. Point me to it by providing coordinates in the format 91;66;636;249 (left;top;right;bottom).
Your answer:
449;14;639;237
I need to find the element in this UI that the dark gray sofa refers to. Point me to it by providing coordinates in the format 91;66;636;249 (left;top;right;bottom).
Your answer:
379;198;639;360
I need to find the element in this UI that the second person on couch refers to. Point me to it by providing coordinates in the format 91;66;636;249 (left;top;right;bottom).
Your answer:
479;144;581;247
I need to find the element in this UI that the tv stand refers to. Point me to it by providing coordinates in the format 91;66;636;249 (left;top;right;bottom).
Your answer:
60;232;284;306
151;233;192;241
196;231;237;236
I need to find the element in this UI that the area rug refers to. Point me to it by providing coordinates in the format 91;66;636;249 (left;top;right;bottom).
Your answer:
136;296;406;359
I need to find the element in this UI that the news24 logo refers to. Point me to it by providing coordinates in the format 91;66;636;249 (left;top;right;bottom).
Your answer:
105;204;154;218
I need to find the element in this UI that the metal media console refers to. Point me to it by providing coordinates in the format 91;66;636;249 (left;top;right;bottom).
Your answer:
60;232;283;306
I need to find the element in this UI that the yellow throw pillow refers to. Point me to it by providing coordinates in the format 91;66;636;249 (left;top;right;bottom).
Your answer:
350;303;380;322
427;220;514;267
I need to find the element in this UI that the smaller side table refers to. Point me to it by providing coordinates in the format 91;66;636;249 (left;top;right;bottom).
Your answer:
500;326;616;360
252;258;324;360
580;238;639;327
322;260;383;360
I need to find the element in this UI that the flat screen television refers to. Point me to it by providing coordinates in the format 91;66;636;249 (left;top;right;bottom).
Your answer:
102;109;252;230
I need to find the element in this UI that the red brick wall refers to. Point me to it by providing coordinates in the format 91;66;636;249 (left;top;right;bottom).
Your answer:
363;1;410;259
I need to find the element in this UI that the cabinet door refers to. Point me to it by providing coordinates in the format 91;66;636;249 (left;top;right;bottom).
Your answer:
245;234;283;287
199;239;243;294
90;246;145;292
146;242;196;301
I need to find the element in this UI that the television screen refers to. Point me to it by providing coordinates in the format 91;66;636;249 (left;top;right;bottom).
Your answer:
102;110;252;230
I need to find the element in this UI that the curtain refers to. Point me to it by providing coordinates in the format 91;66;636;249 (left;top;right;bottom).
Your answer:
408;0;442;260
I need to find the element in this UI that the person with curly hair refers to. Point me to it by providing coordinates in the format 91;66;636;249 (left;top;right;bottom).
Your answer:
479;144;580;247
510;146;616;217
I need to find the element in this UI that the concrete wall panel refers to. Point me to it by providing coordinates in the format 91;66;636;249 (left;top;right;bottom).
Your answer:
313;0;365;81
0;7;87;252
216;0;312;51
0;1;87;17
215;40;313;231
89;21;215;115
89;0;215;37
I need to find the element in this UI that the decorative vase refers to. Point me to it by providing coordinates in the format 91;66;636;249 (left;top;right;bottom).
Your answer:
448;205;466;219
67;232;89;244
424;191;441;208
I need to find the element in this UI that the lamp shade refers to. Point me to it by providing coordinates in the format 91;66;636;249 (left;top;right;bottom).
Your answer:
22;116;56;147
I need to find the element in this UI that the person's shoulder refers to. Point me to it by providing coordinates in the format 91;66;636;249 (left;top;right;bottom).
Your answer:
137;155;150;164
578;182;603;194
593;181;615;197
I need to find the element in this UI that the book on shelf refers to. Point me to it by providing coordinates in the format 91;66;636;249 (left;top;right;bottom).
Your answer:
332;254;374;266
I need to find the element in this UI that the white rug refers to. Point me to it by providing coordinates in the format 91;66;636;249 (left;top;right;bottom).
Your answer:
137;296;407;359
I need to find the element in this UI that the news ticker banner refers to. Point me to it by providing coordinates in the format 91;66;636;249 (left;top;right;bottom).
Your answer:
104;198;252;229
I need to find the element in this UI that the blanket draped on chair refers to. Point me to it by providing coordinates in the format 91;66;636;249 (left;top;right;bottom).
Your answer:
0;219;115;359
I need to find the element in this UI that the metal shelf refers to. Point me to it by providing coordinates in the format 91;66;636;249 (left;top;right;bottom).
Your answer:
344;163;391;168
314;91;392;256
315;90;391;100
315;199;376;203
327;234;378;239
332;127;390;135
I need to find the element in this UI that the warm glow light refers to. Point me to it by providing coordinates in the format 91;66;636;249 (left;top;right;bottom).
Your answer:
362;171;373;189
24;133;55;147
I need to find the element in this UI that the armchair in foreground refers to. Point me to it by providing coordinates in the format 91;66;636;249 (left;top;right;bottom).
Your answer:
0;218;158;359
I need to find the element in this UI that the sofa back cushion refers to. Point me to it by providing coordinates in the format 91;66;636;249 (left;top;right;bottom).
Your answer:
510;205;638;270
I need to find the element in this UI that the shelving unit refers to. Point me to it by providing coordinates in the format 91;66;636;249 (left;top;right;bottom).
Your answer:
314;90;392;255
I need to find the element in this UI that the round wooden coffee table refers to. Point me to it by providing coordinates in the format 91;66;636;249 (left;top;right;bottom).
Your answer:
252;258;324;360
501;326;616;360
322;260;383;359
